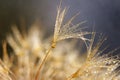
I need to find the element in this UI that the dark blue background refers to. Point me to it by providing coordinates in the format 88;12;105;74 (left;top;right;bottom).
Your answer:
0;0;120;54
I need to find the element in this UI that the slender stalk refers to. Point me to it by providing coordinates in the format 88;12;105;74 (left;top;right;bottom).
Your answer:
66;62;88;80
35;42;55;80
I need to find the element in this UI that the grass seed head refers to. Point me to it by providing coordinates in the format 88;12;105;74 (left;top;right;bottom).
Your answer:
0;5;120;80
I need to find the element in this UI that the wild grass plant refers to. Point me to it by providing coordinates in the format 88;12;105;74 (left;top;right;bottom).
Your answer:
0;5;120;80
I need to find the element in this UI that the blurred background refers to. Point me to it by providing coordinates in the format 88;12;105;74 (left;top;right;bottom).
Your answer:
0;0;120;55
